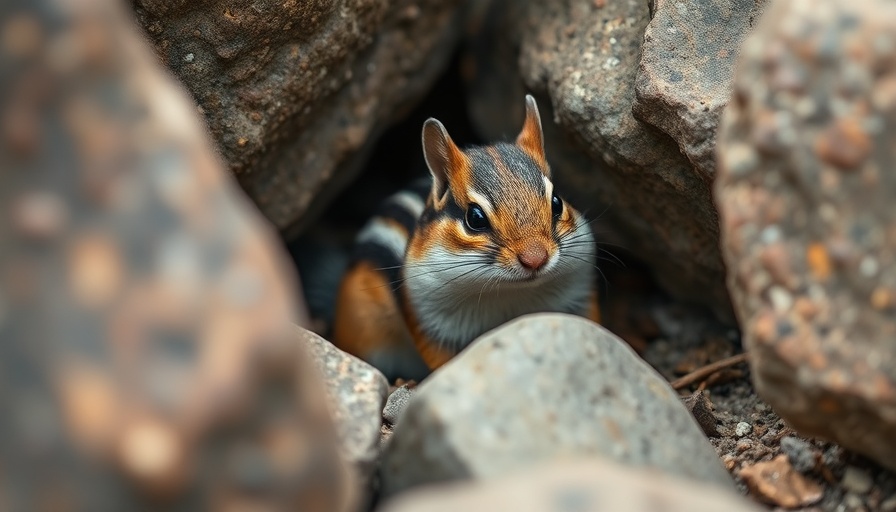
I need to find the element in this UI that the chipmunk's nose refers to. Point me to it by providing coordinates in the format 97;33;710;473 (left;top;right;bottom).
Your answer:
518;242;549;271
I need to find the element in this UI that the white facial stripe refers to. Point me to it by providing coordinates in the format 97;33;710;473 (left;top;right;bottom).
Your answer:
466;190;495;216
388;191;425;219
543;175;553;200
357;218;408;260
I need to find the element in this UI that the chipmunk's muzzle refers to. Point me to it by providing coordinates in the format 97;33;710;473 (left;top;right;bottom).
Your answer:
517;241;549;271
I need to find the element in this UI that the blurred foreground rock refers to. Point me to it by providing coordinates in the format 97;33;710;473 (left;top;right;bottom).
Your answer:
0;0;352;509
378;457;760;512
134;0;467;234
379;314;731;498
463;0;767;322
716;0;896;472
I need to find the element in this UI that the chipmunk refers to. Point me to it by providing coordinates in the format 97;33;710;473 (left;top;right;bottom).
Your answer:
332;95;600;381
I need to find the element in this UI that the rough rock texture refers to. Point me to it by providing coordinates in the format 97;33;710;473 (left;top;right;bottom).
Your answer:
463;0;769;321
379;314;731;498
299;326;388;497
134;0;466;235
634;0;769;175
378;458;760;512
0;0;351;509
383;382;415;427
380;382;416;448
716;0;896;472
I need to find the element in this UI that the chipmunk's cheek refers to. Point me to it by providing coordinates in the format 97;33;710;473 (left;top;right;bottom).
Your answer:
431;220;487;255
555;215;577;237
496;248;521;270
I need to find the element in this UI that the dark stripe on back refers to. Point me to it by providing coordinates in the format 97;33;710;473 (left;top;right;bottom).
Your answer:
376;202;418;236
348;176;435;298
352;241;402;286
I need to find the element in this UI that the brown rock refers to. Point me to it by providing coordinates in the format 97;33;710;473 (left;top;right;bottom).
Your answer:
378;457;761;512
739;455;823;508
682;390;720;437
463;0;748;321
0;0;351;509
716;0;896;472
133;0;466;234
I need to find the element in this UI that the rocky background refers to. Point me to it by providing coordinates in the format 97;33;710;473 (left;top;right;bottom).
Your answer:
2;0;895;510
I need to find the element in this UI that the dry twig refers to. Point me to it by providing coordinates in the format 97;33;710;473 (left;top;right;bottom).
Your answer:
670;353;749;390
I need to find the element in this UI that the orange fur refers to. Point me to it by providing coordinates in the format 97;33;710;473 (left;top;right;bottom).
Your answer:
588;290;601;324
331;261;411;360
400;292;457;370
516;97;549;174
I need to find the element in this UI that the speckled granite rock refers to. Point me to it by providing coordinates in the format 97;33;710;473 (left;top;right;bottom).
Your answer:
300;327;388;500
378;458;760;512
716;0;896;472
0;0;351;508
379;314;732;498
634;0;769;175
134;0;466;234
463;0;763;322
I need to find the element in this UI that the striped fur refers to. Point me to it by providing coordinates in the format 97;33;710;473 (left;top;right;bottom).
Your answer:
332;96;599;380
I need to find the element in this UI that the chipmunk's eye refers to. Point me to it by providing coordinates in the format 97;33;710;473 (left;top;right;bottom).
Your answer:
465;203;490;232
551;193;563;219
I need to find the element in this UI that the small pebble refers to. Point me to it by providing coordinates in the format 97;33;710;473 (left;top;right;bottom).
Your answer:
780;436;816;473
735;421;752;437
841;466;873;494
824;445;845;467
383;384;415;427
736;438;753;453
880;495;896;512
842;492;867;512
722;453;737;470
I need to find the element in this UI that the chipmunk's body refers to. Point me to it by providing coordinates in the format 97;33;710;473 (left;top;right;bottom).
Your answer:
333;96;600;380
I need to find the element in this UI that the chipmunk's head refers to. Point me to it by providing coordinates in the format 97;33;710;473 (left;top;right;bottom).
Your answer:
406;95;595;299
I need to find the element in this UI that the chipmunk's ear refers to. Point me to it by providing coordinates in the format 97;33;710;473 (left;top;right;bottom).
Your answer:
516;94;549;177
422;118;467;205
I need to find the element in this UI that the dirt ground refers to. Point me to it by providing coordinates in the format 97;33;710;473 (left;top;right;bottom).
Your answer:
610;261;896;512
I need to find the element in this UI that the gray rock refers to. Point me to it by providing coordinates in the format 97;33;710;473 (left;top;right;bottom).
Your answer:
463;0;737;321
134;0;467;234
780;436;817;474
634;0;769;175
299;327;388;492
841;466;873;495
881;495;896;512
842;493;866;511
383;383;416;427
377;457;760;512
379;314;732;498
715;0;896;472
